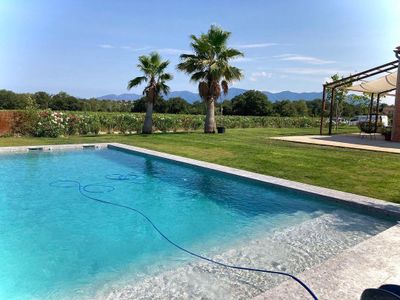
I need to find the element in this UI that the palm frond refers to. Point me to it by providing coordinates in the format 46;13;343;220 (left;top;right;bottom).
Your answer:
159;72;173;81
157;60;170;74
220;48;244;60
149;52;162;66
129;52;172;99
223;66;243;82
198;81;209;99
190;71;207;82
127;76;147;90
178;25;245;85
158;82;171;95
207;25;230;50
221;80;229;95
180;53;197;59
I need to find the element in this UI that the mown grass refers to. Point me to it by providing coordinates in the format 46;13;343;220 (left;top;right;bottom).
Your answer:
1;127;399;203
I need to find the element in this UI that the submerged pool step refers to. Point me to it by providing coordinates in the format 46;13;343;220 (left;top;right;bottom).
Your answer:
82;144;98;149
97;212;389;300
28;147;44;151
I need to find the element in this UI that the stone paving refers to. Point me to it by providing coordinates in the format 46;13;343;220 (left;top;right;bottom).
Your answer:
271;134;400;154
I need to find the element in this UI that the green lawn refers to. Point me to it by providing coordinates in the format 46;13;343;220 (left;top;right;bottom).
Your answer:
1;127;399;203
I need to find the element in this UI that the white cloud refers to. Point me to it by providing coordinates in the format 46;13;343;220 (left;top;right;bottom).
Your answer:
156;48;188;55
274;53;335;64
232;57;254;62
99;44;114;49
235;43;278;49
120;46;151;52
279;67;351;75
250;71;273;81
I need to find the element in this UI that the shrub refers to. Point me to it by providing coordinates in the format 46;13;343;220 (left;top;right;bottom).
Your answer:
153;115;175;132
358;121;382;134
11;110;321;137
34;110;67;137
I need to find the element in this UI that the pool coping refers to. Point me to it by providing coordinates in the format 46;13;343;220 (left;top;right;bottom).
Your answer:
1;142;400;299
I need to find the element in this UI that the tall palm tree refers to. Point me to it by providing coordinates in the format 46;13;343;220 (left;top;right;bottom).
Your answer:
128;52;173;134
178;25;244;133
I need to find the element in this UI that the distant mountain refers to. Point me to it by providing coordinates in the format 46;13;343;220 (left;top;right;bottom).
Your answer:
264;90;322;102
97;93;141;101
97;88;322;103
167;91;200;103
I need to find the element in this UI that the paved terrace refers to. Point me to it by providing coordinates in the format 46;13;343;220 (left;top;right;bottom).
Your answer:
272;134;400;154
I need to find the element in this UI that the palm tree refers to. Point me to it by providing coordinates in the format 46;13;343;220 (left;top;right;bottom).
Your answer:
128;52;173;134
178;25;244;133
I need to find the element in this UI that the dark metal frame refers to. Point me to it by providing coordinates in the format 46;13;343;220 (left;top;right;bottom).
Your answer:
320;60;399;135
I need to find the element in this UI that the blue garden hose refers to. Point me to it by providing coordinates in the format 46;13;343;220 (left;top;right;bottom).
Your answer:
50;175;318;300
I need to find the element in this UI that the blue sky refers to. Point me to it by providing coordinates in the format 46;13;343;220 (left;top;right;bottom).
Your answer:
0;0;399;98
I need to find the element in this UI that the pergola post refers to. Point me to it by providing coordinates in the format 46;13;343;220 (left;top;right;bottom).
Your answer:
328;87;336;135
320;85;326;135
392;46;400;142
374;93;381;129
368;93;374;124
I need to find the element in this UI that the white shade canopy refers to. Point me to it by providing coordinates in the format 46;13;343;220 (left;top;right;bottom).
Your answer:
346;71;397;94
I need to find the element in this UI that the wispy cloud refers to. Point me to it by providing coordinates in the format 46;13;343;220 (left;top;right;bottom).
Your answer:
274;53;335;65
120;46;151;52
156;48;188;55
232;57;254;62
250;71;273;82
236;42;278;49
279;67;351;75
99;44;114;49
100;44;178;54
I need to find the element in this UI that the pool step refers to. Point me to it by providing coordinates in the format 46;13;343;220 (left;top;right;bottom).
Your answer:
95;210;389;300
28;147;44;151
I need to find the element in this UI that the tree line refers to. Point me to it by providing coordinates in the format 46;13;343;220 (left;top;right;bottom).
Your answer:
0;88;379;118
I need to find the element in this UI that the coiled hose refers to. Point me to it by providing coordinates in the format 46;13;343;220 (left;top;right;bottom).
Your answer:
50;174;318;300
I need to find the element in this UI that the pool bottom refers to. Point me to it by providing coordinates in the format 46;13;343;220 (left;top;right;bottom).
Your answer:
57;208;389;300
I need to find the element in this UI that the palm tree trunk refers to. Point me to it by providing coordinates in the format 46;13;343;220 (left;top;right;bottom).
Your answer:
142;100;153;134
204;99;216;133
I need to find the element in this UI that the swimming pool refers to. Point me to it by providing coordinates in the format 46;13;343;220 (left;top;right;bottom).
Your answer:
0;146;396;299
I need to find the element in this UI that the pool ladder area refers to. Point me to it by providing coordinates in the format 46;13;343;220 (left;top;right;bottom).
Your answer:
27;144;101;152
28;147;45;151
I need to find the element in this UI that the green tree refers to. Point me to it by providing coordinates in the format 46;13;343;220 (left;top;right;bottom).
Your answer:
231;90;272;116
273;100;297;117
165;97;190;114
50;92;82;111
292;100;308;116
0;90;31;109
326;73;351;130
178;25;244;133
306;99;323;117
33;91;51;109
220;99;233;115
128;52;173;133
188;100;206;115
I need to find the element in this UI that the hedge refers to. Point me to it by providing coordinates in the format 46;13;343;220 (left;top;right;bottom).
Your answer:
10;109;321;137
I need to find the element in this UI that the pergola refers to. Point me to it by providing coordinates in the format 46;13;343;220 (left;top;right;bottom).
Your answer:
320;46;400;141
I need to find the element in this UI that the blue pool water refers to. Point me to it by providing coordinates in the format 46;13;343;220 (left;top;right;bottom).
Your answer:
0;148;395;299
